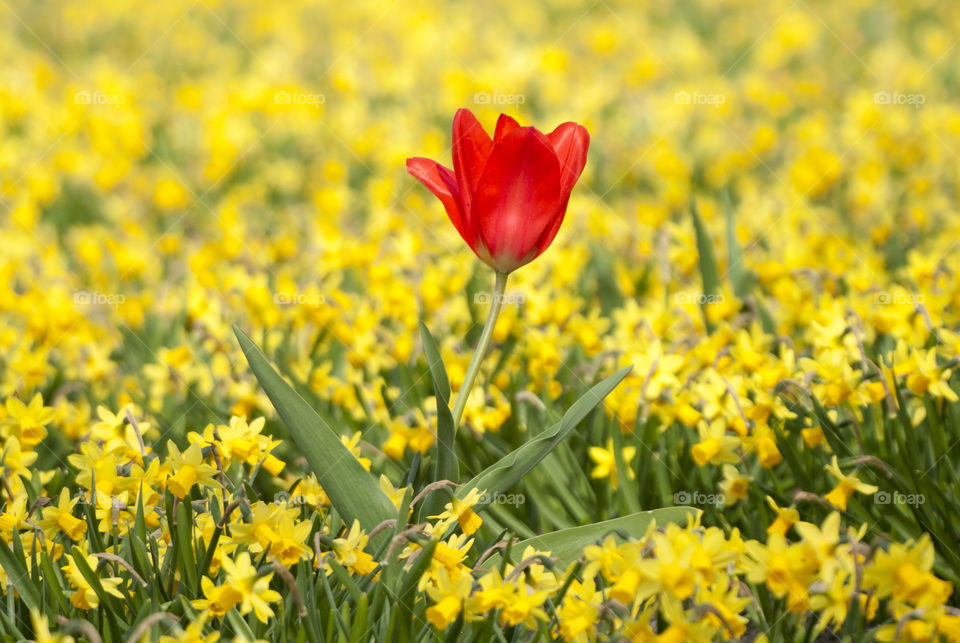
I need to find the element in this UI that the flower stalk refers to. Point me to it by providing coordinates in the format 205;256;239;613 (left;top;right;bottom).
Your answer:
451;271;508;428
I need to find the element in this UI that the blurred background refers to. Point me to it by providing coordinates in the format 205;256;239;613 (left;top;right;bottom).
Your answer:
2;0;959;442
7;4;960;638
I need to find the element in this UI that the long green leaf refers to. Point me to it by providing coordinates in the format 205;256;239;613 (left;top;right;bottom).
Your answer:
419;322;458;517
691;199;720;335
0;533;41;611
457;365;632;504
234;326;395;531
226;608;256;641
691;199;721;297
39;548;68;613
509;506;698;566
176;499;198;594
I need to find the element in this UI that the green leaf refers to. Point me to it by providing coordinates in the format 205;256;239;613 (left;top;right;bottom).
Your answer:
0;532;41;611
458;366;632;504
419;322;451;401
349;593;369;643
234;326;395;532
327;558;363;604
755;301;777;336
226;608;257;641
197;518;223;585
39;549;68;613
724;192;751;299
691;198;721;335
508;506;698;566
612;425;641;514
318;559;350;639
70;545;124;642
129;489;153;584
691;198;721;297
0;608;25;639
723;192;774;334
419;322;458;517
176;499;198;594
382;488;414;589
390;538;438;640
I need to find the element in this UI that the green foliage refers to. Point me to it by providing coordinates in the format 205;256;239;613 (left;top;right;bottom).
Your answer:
235;326;397;531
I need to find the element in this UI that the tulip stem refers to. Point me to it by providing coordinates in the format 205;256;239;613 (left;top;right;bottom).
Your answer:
451;271;508;429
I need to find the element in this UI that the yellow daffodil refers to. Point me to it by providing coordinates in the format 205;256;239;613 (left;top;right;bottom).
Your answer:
429;487;484;535
823;457;878;510
3;393;56;448
62;546;125;609
690;420;741;466
587;438;636;490
38;488;87;541
195;552;282;624
164;441;222;498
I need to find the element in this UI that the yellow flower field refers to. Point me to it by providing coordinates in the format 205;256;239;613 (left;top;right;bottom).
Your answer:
2;0;960;640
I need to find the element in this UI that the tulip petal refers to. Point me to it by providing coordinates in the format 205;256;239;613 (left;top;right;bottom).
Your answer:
451;108;492;210
530;123;589;260
406;157;472;245
493;113;520;144
472;127;563;273
547;122;590;195
529;200;569;263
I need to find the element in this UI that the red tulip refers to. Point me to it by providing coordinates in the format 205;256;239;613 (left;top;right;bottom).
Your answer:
407;108;589;274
